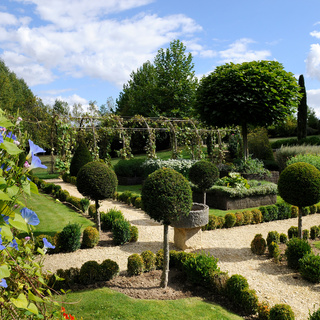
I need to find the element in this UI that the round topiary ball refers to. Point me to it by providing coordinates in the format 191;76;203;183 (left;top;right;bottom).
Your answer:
70;138;93;177
141;168;192;225
77;161;118;201
189;160;219;191
269;304;295;320
81;226;100;248
278;162;320;207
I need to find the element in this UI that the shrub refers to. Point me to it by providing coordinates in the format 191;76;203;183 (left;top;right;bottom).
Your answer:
251;209;263;224
42;182;55;194
269;304;295;320
57;223;81;252
118;191;133;205
69;138;93;177
288;226;298;239
285;237;312;269
280;233;288;244
202;215;217;230
309;308;320;320
268;241;280;262
66;196;82;211
80;198;90;213
155;249;164;270
216;216;225;229
129;226;138;242
235;212;244;226
302;206;310;216
79;261;101;285
112;219;131;245
113;158;145;178
258;301;271;320
134;197;142;209
100;259;119;281
57;189;70;202
141;250;156;272
242;210;253;225
127;253;144;276
224;213;236;228
248;127;274;161
189;160;219;192
259;206;269;222
207;270;229;295
310;226;320;240
251;234;266;255
182;252;220;286
299;253;320;283
239;288;259;316
226;274;249;301
291;206;298;218
303;229;310;240
265;205;278;222
101;208;124;231
276;202;291;220
310;204;317;214
267;231;280;246
81;226;100;248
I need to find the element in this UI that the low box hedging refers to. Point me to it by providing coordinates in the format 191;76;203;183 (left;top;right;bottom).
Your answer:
299;253;320;283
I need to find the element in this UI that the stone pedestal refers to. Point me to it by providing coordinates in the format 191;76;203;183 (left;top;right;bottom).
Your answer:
170;203;209;251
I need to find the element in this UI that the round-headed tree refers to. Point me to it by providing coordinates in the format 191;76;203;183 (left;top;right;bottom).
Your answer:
278;162;320;238
189;160;219;204
69;138;92;177
196;60;301;159
77;161;118;232
141;168;192;288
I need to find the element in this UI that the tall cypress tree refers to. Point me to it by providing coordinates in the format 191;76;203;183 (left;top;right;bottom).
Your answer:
297;74;307;141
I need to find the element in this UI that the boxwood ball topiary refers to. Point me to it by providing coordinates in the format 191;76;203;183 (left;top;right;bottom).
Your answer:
70;138;93;177
278;162;320;207
189;160;219;191
141;167;192;225
77;161;118;200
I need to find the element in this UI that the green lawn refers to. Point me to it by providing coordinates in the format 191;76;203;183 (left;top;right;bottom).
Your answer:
58;287;243;320
20;192;94;237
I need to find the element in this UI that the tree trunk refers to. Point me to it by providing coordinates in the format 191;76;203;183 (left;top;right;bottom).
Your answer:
241;123;248;160
298;207;303;239
203;191;206;204
95;199;101;233
160;224;169;288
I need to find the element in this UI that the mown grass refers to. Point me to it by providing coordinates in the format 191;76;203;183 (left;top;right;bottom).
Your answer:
20;192;94;237
58;287;243;320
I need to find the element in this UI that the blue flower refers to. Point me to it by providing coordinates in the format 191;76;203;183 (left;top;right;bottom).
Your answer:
0;235;5;250
1;215;9;224
26;140;45;160
27;153;47;171
9;239;18;251
0;279;7;288
6;131;16;140
0;135;3;145
20;208;40;226
43;238;55;252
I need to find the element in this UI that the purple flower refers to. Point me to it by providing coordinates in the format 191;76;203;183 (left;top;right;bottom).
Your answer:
27;153;47;171
1;215;9;224
0;279;7;288
20;208;40;226
26;140;45;160
0;135;3;145
43;238;55;252
6;132;16;140
9;239;18;251
0;235;5;250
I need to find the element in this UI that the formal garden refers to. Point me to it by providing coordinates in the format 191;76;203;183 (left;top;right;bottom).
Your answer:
3;52;320;320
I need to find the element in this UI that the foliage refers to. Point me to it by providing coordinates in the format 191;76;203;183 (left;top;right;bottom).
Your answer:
309;307;320;320
258;301;271;320
81;226;100;248
57;223;82;252
276;202;292;220
77;161;118;201
196;60;301;158
269;304;295;320
155;249;164;270
112;219;131;245
127;253;144;276
234;157;271;176
268;242;280;262
310;226;320;240
216;172;250;190
288;226;299;239
280;233;288;244
113;158;145;177
297;74;307;141
248;127;275;161
242;210;253;225
189;160;219;191
267;231;280;246
228;132;243;159
69;138;93;177
224;213;237;228
79;260;101;285
251;209;263;224
286;153;320;171
235;212;244;226
100;259;120;281
299;253;320;283
251;234;267;255
278;162;320;208
101;208;124;231
140;250;156;272
129;225;139;242
285;237;312;269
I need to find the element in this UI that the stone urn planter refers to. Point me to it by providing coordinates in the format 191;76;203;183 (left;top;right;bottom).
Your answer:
170;202;209;250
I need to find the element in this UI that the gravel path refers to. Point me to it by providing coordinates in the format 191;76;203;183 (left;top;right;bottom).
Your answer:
43;179;320;319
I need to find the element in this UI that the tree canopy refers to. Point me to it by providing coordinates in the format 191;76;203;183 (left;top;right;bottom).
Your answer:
116;39;197;118
195;60;301;158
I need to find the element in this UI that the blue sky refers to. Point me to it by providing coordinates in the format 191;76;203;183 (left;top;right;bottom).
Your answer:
1;0;320;116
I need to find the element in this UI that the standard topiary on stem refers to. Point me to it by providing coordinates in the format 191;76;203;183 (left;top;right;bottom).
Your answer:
141;167;192;288
278;162;320;238
189;160;219;204
77;161;118;232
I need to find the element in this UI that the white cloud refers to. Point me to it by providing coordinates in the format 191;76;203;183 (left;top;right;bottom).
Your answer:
41;94;89;109
218;38;271;64
307;88;320;117
0;12;18;25
306;43;320;80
